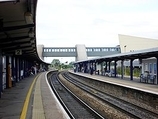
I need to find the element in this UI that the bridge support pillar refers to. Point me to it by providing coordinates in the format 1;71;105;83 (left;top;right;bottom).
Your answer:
75;44;88;61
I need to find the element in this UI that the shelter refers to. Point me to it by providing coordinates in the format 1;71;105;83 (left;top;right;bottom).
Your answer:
74;35;158;84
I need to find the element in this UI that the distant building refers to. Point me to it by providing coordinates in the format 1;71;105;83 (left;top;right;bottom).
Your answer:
119;34;158;53
118;34;158;75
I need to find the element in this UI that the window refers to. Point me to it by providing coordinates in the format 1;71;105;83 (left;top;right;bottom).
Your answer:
145;63;148;71
102;48;108;51
149;63;152;73
154;63;156;74
87;48;92;52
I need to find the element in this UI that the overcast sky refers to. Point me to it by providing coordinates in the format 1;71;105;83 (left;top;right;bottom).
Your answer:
36;0;158;63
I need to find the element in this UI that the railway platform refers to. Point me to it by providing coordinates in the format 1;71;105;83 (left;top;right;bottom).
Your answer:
70;71;158;95
0;72;68;119
1;70;157;119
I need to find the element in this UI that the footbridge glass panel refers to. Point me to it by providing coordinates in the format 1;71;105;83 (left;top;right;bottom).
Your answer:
42;46;121;57
43;47;76;57
86;47;121;57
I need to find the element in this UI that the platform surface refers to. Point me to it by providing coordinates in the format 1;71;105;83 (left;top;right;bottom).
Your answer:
0;72;68;119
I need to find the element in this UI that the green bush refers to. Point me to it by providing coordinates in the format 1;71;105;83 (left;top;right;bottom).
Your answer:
117;66;140;77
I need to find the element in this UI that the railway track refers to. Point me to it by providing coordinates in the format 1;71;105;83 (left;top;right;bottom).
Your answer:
49;72;104;119
61;71;158;119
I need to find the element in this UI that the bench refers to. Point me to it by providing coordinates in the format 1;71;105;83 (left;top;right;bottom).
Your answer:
140;74;156;84
149;75;156;84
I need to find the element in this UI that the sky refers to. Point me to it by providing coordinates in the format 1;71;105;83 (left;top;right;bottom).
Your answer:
36;0;158;63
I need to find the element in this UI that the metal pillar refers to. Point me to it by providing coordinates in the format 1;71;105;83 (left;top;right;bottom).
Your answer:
18;58;21;80
78;63;80;72
108;61;111;71
101;61;103;75
76;64;79;72
21;59;24;79
94;62;97;74
6;56;9;88
84;62;87;73
105;62;107;72
121;60;124;79
87;62;90;73
6;56;12;88
19;58;24;80
15;57;20;82
24;60;26;77
130;59;133;80
24;60;29;77
11;57;14;87
0;50;2;98
156;57;158;84
15;57;17;82
114;60;117;77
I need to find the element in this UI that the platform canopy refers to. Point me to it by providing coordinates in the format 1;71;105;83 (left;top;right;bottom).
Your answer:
0;0;46;63
76;47;158;63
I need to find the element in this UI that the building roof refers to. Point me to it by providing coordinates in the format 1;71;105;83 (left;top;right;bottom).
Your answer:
76;47;158;63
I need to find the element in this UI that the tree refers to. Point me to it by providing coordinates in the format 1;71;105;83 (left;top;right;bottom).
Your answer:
68;61;74;69
51;59;61;69
51;59;75;70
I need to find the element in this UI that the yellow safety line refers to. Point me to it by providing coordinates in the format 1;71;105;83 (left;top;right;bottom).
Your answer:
20;75;39;119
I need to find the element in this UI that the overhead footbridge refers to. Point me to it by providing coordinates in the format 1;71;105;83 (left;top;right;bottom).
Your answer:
41;44;121;61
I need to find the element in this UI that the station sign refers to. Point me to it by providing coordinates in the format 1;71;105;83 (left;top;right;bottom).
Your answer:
15;49;22;55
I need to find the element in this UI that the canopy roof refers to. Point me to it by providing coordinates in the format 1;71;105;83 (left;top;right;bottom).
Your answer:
76;47;158;63
0;0;46;64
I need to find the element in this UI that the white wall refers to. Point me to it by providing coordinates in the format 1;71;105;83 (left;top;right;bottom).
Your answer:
119;34;158;53
75;44;88;61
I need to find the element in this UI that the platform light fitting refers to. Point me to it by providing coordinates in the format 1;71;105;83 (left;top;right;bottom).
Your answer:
24;12;34;24
30;38;35;44
28;29;34;38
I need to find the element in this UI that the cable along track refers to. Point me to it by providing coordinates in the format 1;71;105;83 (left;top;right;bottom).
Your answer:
62;71;158;119
50;72;104;119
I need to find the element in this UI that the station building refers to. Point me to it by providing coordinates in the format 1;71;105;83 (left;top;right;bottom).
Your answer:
75;34;158;84
119;34;158;76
